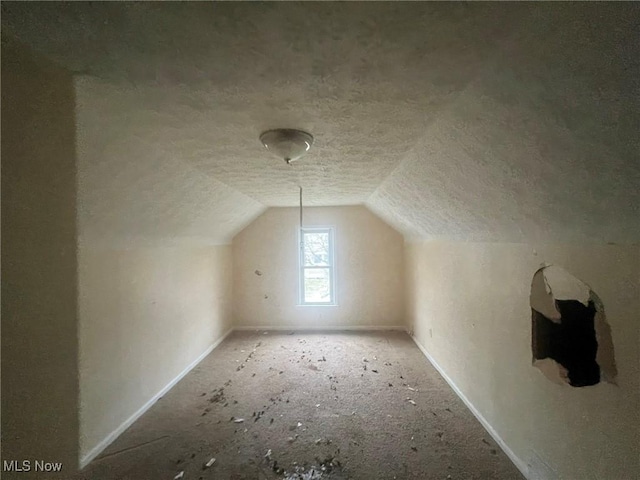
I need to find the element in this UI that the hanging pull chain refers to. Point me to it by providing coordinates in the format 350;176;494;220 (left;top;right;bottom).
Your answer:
299;186;304;252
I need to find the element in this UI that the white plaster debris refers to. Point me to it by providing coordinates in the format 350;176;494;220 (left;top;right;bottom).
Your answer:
174;472;184;480
283;466;324;480
407;399;416;406
233;418;245;423
204;458;216;468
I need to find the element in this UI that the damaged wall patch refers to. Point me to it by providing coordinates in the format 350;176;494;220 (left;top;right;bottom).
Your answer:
530;266;617;387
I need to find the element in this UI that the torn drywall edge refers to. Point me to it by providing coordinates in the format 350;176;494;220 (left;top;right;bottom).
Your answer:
541;265;590;306
532;358;569;386
530;269;561;323
590;291;618;385
530;266;618;386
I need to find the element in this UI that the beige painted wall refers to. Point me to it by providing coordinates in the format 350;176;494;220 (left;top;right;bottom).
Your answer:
233;206;404;328
405;241;639;480
78;245;232;461
1;37;80;475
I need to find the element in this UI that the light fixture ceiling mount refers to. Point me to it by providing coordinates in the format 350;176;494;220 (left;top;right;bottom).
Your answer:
260;129;314;164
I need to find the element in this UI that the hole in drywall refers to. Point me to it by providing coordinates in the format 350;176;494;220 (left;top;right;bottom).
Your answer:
530;265;617;387
532;300;599;386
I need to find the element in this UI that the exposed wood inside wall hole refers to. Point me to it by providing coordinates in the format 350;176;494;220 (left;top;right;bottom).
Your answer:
530;265;617;387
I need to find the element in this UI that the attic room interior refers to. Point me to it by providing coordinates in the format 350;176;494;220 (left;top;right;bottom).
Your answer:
1;2;638;480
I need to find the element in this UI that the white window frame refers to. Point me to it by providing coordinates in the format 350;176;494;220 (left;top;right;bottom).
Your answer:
298;226;337;306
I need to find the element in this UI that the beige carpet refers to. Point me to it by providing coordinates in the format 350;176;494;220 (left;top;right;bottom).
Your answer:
74;330;524;480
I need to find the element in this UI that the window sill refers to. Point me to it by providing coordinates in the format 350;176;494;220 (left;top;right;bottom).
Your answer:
297;303;339;307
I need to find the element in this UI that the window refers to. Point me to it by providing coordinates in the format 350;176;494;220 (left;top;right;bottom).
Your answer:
299;227;335;305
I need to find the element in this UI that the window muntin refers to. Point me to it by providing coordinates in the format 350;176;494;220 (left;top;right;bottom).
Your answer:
299;227;335;305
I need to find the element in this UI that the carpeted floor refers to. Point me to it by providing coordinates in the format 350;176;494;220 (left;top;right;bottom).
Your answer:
74;330;525;480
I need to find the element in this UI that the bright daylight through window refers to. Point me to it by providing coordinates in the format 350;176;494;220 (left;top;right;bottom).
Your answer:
300;227;335;305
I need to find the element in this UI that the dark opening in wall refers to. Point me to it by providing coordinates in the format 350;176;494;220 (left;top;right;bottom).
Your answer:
530;266;617;387
532;300;599;387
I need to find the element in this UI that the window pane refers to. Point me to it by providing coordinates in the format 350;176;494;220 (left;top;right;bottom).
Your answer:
303;232;330;266
304;268;331;303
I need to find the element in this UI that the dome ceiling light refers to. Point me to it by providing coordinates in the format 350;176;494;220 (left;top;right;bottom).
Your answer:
260;129;314;165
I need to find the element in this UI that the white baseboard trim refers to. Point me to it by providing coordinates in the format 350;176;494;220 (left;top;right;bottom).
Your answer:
79;328;233;469
409;334;531;480
233;325;408;331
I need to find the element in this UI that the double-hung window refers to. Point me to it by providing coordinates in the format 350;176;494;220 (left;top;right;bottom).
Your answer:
299;227;336;305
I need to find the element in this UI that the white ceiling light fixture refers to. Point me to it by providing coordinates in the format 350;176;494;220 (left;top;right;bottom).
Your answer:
260;129;314;164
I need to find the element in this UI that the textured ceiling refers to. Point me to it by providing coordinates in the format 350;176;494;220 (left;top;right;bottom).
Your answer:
367;4;640;243
75;77;265;246
3;2;639;244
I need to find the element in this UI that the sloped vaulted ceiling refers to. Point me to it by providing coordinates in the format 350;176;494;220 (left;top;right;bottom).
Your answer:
367;5;640;243
3;2;639;245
